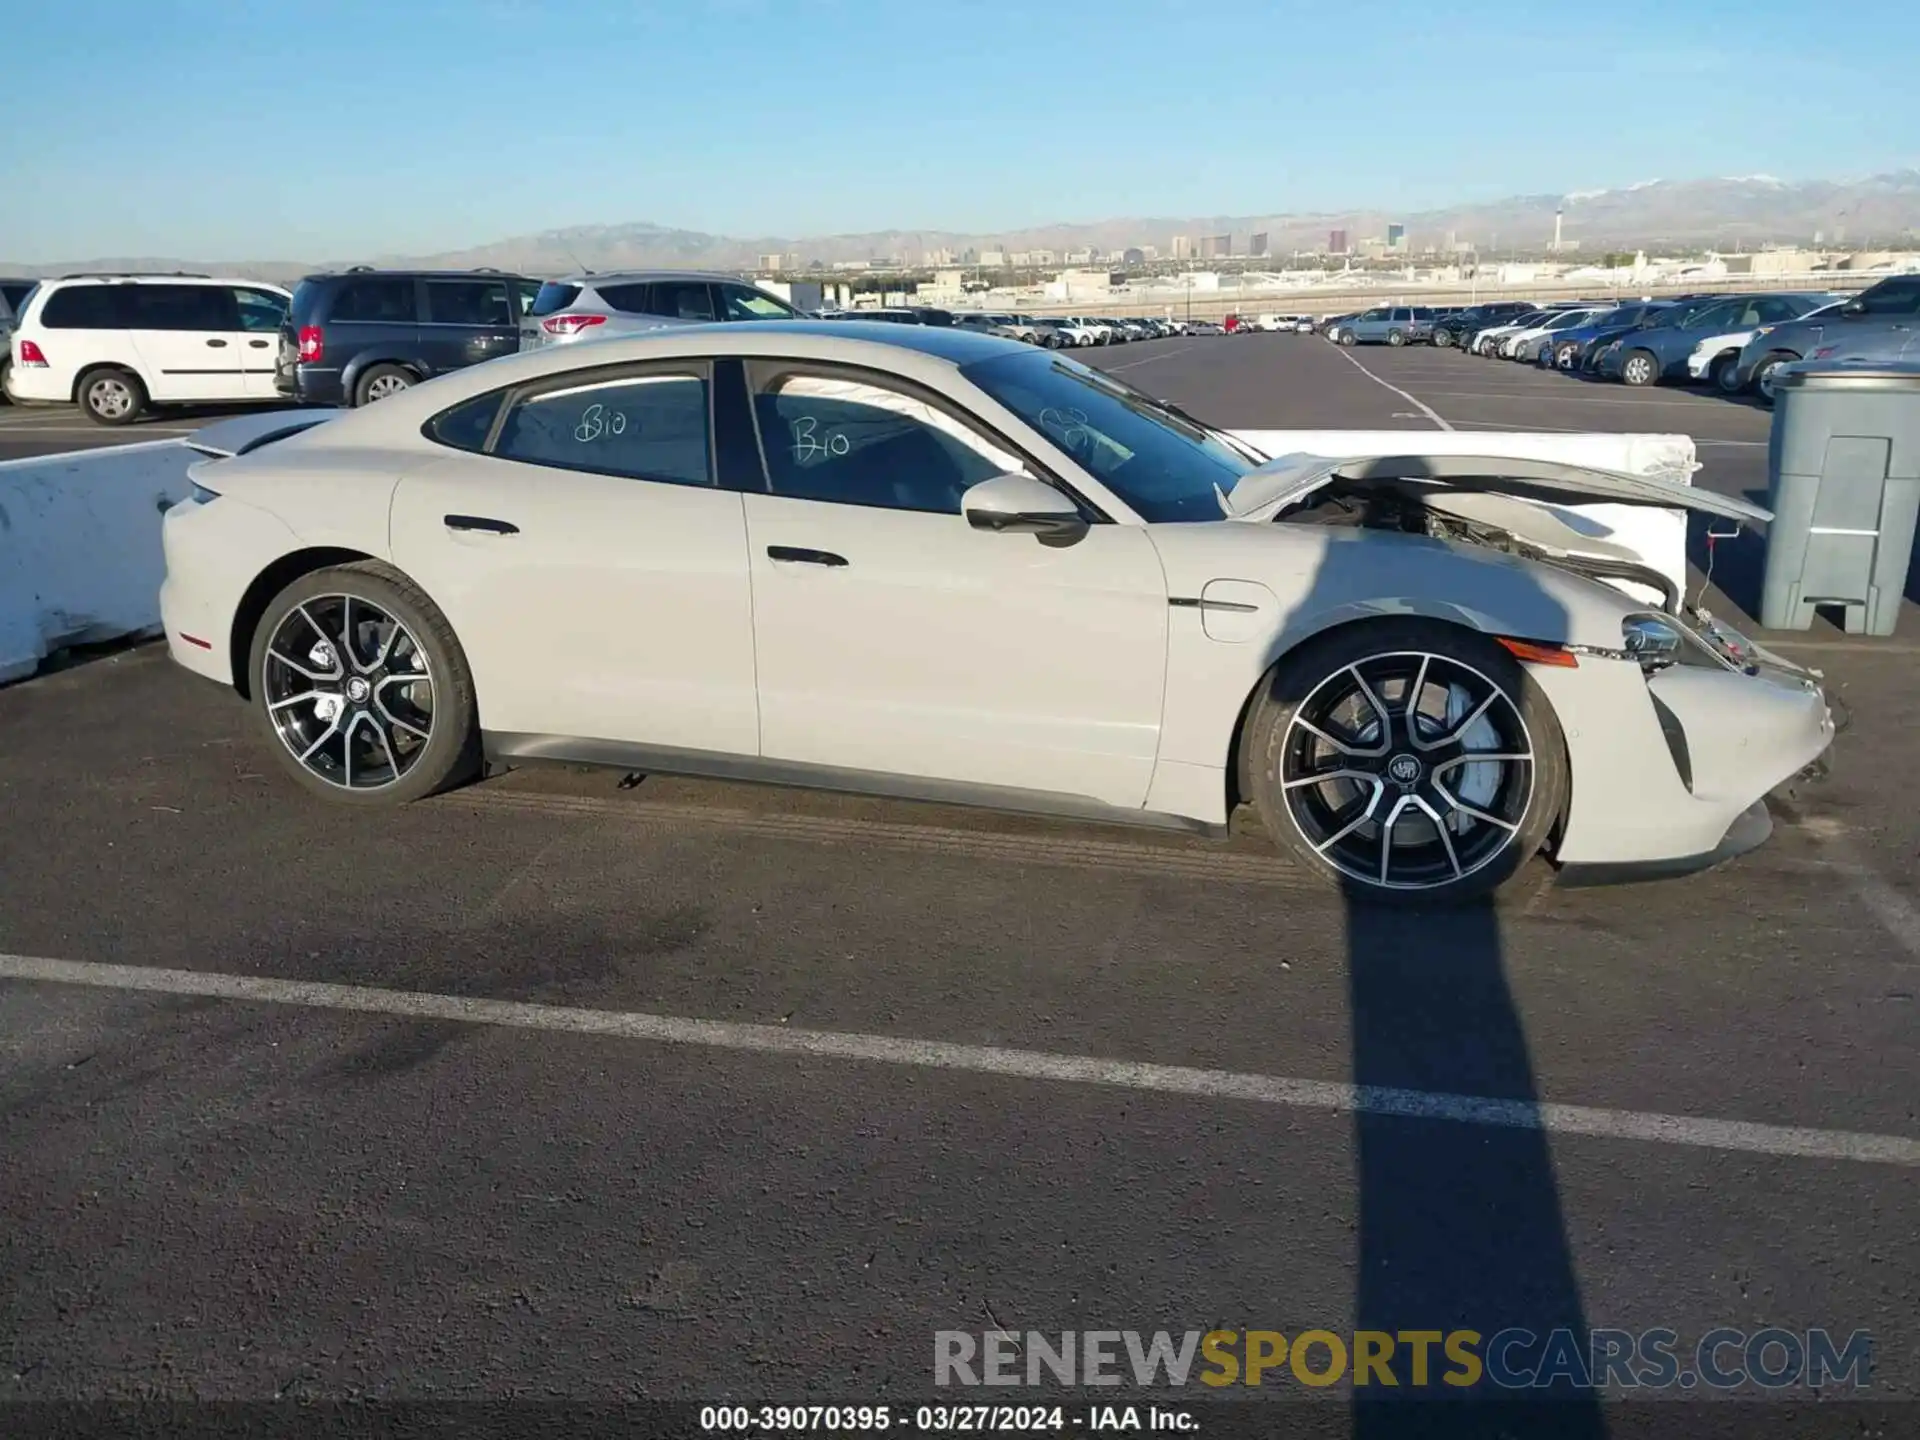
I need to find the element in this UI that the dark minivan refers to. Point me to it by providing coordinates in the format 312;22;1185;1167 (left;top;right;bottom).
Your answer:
279;268;542;406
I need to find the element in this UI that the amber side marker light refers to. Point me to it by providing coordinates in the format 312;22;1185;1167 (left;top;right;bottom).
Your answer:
1496;637;1579;667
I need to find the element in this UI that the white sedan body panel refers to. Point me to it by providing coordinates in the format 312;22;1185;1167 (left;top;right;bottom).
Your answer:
744;493;1169;807
156;323;1836;880
388;454;760;754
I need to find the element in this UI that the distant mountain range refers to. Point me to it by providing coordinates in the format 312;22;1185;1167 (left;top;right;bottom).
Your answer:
13;171;1920;281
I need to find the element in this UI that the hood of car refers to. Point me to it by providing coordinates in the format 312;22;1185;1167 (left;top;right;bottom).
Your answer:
1217;451;1770;525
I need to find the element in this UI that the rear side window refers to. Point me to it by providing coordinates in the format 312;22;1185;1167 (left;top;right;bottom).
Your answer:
425;280;511;326
493;372;712;487
649;282;716;322
41;285;130;329
593;283;656;315
123;284;239;330
528;282;582;317
329;279;418;324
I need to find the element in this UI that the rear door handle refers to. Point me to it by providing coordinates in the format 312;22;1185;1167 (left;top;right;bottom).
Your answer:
444;514;519;535
206;338;228;348
767;545;848;567
248;339;270;348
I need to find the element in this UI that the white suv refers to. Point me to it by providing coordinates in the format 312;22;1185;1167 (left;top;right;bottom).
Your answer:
6;274;293;424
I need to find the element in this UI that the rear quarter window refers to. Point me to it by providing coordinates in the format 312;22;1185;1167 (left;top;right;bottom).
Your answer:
528;282;583;317
40;286;129;329
424;391;504;453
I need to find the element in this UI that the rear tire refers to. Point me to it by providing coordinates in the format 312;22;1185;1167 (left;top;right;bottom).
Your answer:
1432;328;1455;349
1621;349;1659;387
354;363;415;406
247;561;481;806
1387;328;1405;347
79;367;147;425
1244;619;1568;906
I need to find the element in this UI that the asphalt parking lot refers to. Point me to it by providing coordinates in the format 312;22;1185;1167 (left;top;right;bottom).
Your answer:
0;401;265;461
3;336;1917;1418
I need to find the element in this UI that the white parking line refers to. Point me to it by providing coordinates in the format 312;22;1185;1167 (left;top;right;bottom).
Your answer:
1329;347;1453;430
3;951;1915;1166
1104;343;1200;372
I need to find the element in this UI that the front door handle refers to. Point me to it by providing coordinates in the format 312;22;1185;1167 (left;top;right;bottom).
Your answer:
206;338;228;348
767;545;848;567
444;514;519;535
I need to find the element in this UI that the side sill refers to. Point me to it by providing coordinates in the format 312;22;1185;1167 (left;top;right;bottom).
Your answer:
480;732;1228;838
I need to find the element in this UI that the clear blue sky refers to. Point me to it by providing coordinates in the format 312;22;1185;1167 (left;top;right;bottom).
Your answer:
3;0;1916;261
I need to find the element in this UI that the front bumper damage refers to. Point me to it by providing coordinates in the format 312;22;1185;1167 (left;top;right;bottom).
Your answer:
1550;613;1835;885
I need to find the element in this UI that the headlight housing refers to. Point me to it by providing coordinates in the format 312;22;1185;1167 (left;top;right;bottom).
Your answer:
1622;614;1683;669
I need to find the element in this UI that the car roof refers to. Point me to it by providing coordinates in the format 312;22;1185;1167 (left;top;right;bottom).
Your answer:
564;269;755;286
39;273;270;287
300;268;532;282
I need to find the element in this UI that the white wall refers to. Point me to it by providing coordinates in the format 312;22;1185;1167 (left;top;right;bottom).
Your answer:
0;440;197;682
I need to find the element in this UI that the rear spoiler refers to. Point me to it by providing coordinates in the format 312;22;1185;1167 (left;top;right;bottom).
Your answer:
184;409;343;460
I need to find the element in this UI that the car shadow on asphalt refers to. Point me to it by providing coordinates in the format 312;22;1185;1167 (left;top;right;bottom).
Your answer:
1344;900;1603;1437
1280;508;1604;1434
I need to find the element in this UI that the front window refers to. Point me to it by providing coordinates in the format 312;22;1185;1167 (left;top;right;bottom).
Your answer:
748;364;1024;516
719;284;797;321
962;349;1255;523
233;287;289;333
1856;281;1920;316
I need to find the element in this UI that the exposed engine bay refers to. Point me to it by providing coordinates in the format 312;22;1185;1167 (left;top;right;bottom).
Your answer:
1283;475;1687;615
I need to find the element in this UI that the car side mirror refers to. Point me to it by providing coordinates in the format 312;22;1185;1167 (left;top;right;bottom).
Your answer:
1841;298;1867;317
962;473;1089;546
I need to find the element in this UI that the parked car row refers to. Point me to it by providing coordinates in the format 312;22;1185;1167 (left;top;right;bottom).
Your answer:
1449;275;1920;403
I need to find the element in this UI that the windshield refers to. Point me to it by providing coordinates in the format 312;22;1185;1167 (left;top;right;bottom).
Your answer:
961;349;1255;523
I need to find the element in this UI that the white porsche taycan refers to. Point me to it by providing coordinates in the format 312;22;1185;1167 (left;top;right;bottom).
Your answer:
160;322;1833;904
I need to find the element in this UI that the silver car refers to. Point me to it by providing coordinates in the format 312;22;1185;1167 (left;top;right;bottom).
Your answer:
519;270;800;350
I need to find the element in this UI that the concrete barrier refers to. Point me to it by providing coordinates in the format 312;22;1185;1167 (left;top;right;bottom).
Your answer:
0;440;196;682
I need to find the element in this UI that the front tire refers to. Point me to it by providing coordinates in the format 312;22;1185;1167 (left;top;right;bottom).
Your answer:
1753;352;1795;405
80;367;147;425
248;562;480;806
1432;328;1455;349
1244;620;1568;905
1711;353;1741;394
1621;349;1659;387
1338;328;1357;347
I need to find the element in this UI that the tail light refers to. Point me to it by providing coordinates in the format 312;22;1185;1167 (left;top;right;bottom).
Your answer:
541;313;606;337
297;326;324;363
16;339;47;367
